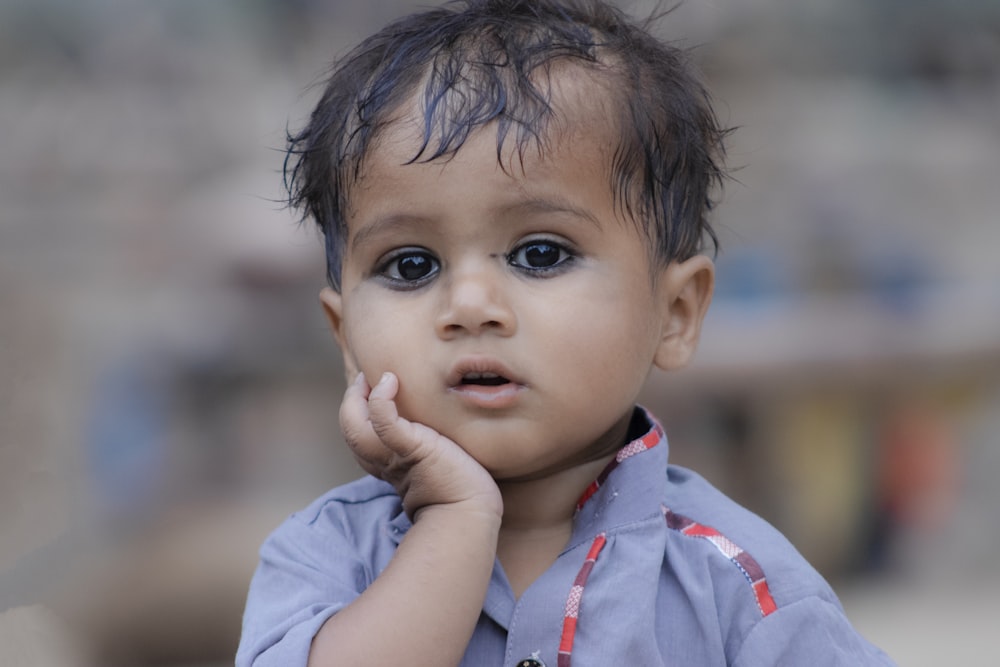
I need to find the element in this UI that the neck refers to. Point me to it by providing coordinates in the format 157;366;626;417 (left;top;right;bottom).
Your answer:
498;454;612;532
498;407;634;534
495;453;616;598
493;410;635;597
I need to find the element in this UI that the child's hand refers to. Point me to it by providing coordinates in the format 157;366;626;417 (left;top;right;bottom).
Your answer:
307;371;503;665
340;371;503;520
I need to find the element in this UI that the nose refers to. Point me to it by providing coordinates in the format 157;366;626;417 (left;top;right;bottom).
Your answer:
434;264;516;339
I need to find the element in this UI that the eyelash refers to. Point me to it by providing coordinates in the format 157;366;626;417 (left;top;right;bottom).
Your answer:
373;238;578;288
374;247;439;289
506;238;577;275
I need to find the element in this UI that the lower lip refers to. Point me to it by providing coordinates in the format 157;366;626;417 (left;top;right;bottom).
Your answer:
448;383;525;409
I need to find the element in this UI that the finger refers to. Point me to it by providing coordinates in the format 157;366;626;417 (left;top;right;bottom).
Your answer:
339;373;394;468
365;372;424;460
339;372;371;441
354;457;387;480
366;372;403;440
367;371;399;409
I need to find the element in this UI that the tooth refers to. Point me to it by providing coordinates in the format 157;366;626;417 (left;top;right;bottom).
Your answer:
463;371;499;380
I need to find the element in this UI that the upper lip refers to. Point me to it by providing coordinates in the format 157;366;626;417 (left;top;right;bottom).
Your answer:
447;356;524;388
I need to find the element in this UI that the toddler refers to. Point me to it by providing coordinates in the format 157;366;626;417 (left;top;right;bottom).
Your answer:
238;1;895;665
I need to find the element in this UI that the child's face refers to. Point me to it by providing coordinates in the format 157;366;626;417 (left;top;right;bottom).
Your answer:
322;87;712;481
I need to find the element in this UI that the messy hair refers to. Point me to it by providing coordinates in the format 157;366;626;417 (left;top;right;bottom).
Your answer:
285;0;728;290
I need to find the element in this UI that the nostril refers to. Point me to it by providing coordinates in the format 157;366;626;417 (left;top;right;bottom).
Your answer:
439;318;506;335
435;280;516;337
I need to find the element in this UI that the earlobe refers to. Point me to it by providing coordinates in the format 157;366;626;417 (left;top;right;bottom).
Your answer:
652;255;715;372
319;287;360;380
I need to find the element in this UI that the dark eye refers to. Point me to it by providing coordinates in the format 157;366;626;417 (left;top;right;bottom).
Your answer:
379;250;439;285
508;240;573;272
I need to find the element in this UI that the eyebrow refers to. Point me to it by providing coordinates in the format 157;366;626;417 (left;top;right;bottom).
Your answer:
500;197;603;228
349;195;602;252
349;214;430;253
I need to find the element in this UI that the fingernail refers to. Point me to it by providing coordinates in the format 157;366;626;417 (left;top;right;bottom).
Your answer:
354;372;365;386
378;371;391;386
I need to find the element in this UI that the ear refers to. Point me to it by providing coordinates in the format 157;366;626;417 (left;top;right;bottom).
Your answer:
652;255;715;372
319;287;360;380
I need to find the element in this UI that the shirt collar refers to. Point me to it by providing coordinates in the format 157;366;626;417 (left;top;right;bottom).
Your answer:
565;406;668;550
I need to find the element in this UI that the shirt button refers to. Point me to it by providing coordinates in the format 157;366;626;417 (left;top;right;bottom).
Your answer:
516;659;546;667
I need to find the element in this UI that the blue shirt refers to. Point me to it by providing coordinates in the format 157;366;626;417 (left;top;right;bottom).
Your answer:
238;408;894;666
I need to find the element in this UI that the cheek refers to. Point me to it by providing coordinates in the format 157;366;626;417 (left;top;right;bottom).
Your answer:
559;286;659;385
347;327;403;376
341;299;403;376
539;305;653;382
343;310;430;418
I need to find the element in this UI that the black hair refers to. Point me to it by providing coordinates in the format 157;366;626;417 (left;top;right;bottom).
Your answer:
285;0;728;290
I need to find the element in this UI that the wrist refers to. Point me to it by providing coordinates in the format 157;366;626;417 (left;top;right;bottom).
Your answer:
413;495;504;528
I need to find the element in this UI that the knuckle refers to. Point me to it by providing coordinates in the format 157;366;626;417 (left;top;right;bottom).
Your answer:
339;420;366;448
370;417;395;441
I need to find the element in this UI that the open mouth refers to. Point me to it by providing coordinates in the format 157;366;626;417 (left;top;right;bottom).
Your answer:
460;371;510;387
448;360;524;408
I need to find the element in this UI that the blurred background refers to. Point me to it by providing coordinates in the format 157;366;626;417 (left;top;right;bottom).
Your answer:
1;0;998;664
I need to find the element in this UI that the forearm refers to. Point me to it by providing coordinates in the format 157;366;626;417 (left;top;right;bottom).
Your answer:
307;503;501;667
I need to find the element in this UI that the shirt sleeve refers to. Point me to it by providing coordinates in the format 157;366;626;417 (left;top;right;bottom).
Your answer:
235;508;372;667
732;596;897;666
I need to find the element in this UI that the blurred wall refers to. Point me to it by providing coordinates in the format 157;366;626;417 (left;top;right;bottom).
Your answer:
1;1;998;665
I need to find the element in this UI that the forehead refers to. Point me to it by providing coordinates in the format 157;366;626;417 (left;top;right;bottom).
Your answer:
351;116;616;230
360;62;621;182
343;77;635;249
